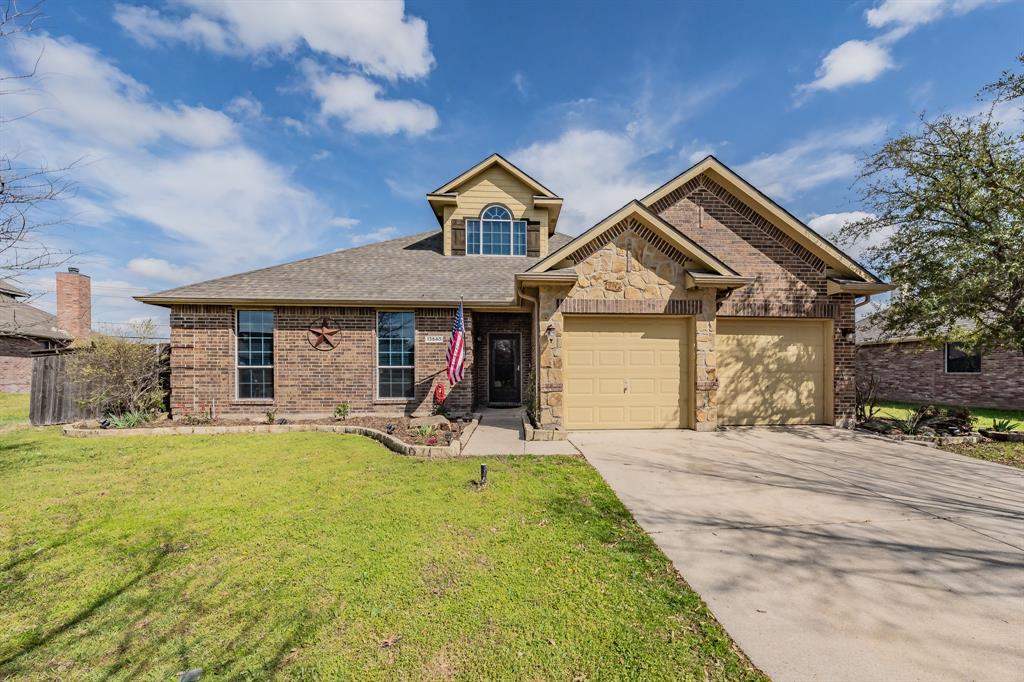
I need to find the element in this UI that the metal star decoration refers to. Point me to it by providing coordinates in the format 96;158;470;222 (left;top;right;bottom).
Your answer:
307;317;340;351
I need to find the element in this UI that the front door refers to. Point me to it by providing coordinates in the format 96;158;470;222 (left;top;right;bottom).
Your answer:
489;334;521;405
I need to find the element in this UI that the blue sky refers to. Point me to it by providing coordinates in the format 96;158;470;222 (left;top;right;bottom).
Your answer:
2;0;1021;336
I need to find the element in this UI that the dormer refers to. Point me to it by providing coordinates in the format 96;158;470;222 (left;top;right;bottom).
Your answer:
427;153;563;257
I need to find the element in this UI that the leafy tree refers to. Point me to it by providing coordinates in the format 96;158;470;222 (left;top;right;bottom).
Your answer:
841;54;1024;355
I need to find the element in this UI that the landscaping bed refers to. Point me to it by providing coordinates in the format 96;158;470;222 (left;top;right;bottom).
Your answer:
0;423;765;680
83;414;465;447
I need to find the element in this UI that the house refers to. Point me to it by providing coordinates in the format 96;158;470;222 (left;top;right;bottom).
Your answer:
0;268;91;393
857;317;1024;410
136;154;891;430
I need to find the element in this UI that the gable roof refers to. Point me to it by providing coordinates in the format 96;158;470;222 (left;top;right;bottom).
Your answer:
642;155;884;284
136;230;575;308
529;200;740;277
430;153;559;197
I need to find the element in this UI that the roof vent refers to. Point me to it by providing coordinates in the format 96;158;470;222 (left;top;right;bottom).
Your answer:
67;266;79;274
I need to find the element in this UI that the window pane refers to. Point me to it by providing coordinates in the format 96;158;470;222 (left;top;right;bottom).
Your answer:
238;368;274;399
513;221;526;255
378;368;414;399
466;219;480;254
483;205;511;220
946;343;981;373
237;310;273;367
482;219;511;255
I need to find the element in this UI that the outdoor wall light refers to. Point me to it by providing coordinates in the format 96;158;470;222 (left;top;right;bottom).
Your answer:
842;328;856;343
545;323;557;342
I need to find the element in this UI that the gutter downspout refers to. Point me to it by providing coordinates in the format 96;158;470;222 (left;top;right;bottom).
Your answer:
854;294;872;308
517;284;541;417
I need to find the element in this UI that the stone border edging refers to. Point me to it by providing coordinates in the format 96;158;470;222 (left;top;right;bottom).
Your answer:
63;415;482;459
521;413;568;441
854;428;983;446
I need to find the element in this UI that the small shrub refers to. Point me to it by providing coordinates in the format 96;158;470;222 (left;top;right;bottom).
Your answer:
181;413;212;426
415;424;438;439
105;410;153;429
990;418;1020;433
68;321;167;416
334;403;350;420
265;410;277;425
855;372;881;423
897;405;932;435
432;401;449;418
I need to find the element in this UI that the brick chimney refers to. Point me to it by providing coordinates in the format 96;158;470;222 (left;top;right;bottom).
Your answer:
56;267;91;342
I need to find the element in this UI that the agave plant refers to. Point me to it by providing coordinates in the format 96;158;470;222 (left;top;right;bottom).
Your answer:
990;418;1020;433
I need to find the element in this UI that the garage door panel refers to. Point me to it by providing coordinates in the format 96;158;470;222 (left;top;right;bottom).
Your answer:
718;319;828;426
564;316;689;430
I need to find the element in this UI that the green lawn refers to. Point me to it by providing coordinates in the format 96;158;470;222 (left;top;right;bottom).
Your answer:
0;423;762;680
875;401;1024;430
0;392;29;427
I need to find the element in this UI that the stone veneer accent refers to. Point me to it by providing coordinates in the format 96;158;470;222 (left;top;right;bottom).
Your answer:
534;229;718;431
168;305;475;419
858;341;1024;410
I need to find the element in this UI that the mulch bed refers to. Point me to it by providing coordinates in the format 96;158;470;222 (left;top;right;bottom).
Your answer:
96;415;464;447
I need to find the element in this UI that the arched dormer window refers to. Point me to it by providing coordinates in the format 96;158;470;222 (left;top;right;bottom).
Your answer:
466;204;527;255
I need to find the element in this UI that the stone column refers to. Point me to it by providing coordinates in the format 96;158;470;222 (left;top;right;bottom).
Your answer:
693;288;718;431
536;284;567;429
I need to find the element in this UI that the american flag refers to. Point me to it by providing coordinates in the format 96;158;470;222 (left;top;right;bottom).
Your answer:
446;300;466;386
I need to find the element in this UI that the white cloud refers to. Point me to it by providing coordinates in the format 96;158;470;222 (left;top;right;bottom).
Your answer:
511;129;654;235
6;33;236;149
800;40;894;93
350;227;398;245
113;0;434;81
800;0;1002;95
2;33;340;278
808;211;891;264
737;121;888;200
127;258;201;284
328;217;359;228
302;61;437;136
512;72;529;97
225;93;264;121
311;149;332;161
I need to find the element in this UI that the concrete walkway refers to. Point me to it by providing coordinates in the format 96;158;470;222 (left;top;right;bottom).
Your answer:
462;408;579;456
572;427;1024;682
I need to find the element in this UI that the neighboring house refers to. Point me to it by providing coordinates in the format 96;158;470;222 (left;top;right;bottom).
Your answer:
857;317;1024;410
0;268;92;393
136;155;890;430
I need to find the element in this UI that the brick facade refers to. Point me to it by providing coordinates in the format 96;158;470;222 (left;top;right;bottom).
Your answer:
858;341;1024;410
0;336;44;393
653;175;857;426
168;305;477;420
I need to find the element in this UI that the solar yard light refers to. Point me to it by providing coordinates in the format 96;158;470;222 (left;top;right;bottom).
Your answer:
480;463;488;485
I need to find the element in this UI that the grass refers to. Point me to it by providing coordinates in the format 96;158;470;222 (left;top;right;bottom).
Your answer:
874;401;1024;430
941;442;1024;469
0;423;762;679
0;392;29;427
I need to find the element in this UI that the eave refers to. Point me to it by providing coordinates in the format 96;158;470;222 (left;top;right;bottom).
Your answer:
685;272;755;290
133;295;524;312
826;278;895;296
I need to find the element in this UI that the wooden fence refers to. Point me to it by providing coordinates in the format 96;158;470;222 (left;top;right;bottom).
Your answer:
29;350;100;426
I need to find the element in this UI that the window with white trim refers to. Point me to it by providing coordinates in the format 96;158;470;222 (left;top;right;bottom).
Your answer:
466;204;527;256
945;342;981;374
237;310;274;399
377;311;415;399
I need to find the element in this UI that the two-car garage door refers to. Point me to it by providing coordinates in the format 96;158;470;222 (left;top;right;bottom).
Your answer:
563;315;830;429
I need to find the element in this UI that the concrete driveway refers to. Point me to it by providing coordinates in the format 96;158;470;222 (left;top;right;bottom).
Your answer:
571;427;1024;682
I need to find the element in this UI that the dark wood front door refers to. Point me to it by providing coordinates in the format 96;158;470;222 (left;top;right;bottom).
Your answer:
489;334;521;404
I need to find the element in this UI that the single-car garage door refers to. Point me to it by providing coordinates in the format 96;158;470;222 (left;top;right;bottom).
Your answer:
564;316;689;429
717;318;830;425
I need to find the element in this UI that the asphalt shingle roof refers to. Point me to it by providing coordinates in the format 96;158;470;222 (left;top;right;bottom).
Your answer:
138;230;576;306
0;297;71;341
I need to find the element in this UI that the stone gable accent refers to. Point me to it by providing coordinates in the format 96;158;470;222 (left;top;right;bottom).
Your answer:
567;218;696;267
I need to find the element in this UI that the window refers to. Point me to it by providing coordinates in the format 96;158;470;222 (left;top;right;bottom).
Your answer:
377;311;415;399
465;204;527;256
237;310;274;399
945;343;981;374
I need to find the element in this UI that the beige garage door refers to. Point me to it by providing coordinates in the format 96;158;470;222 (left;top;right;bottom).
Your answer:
564;316;689;429
717;318;830;425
